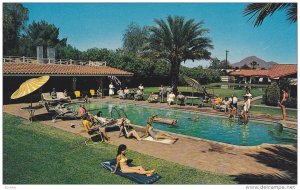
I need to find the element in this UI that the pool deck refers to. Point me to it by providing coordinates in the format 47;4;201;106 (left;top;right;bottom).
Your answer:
3;97;297;183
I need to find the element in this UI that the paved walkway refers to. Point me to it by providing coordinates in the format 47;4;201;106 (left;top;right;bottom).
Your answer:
3;98;297;183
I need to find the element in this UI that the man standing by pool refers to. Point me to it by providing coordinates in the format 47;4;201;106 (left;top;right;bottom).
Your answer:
231;94;238;108
159;85;165;103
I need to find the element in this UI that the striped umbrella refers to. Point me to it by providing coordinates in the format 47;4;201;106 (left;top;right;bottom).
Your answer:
11;75;50;100
182;75;203;92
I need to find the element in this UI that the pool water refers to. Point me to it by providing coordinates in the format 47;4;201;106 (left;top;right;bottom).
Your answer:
68;102;297;146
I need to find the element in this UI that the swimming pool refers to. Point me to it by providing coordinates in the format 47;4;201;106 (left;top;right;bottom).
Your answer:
68;102;296;146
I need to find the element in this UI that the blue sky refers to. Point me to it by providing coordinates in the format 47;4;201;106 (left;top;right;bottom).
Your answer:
23;3;297;67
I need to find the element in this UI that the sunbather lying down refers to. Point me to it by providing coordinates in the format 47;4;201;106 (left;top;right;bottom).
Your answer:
144;115;178;143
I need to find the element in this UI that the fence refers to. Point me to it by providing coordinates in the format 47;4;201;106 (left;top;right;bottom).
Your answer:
3;56;106;66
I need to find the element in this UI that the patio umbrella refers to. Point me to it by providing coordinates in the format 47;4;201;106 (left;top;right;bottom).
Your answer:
11;75;50;106
182;75;203;96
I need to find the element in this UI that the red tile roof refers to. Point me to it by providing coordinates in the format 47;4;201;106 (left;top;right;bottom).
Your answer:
268;64;297;78
229;64;297;79
3;63;133;76
229;69;270;77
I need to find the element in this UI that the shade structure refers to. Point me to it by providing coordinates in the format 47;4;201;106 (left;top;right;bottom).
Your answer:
11;75;50;99
182;75;203;93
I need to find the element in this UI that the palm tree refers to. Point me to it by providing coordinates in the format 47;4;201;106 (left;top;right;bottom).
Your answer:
249;61;259;69
147;15;213;94
244;3;297;27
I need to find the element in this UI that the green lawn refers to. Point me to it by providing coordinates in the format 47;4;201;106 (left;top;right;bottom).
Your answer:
3;113;235;184
250;106;297;118
143;86;265;99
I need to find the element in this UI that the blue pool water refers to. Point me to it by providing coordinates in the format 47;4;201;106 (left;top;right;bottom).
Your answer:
68;102;297;146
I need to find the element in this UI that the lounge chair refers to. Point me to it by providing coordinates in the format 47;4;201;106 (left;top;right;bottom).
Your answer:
52;105;80;122
117;90;126;99
83;122;104;145
147;94;159;103
74;90;83;99
57;92;71;102
90;89;97;98
41;93;60;105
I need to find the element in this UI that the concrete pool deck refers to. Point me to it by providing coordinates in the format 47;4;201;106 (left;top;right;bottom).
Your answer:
3;97;297;183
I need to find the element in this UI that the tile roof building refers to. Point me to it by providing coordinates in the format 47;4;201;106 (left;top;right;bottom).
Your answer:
3;61;133;104
229;64;297;79
3;63;133;76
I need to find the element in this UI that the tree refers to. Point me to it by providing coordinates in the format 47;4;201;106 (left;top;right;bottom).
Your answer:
244;3;297;27
209;57;232;69
249;61;259;69
24;20;67;57
122;23;149;55
147;15;213;93
265;82;280;106
3;3;29;55
241;64;251;70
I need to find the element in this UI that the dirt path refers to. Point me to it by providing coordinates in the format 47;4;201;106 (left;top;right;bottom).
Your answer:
3;99;297;183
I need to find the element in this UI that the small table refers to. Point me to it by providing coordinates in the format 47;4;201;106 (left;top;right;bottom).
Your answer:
20;105;44;122
185;96;200;106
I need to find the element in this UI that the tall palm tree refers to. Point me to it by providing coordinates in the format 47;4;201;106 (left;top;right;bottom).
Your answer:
147;15;213;94
244;3;297;27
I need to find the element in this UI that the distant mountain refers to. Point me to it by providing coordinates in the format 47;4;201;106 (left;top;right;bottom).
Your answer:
231;56;278;69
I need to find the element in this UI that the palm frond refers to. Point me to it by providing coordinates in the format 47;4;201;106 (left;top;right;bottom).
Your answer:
244;3;297;27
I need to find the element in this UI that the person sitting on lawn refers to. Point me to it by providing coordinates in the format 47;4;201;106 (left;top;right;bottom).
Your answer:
82;114;111;142
78;104;87;117
112;144;155;176
177;92;185;105
144;115;178;143
167;91;176;105
212;96;222;109
118;118;142;141
134;89;143;100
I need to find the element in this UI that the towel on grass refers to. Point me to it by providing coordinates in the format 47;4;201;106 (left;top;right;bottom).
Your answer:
101;159;161;184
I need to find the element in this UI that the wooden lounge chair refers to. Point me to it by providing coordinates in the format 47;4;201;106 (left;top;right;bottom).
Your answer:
52;105;80;122
41;93;60;104
147;94;159;103
57;92;71;102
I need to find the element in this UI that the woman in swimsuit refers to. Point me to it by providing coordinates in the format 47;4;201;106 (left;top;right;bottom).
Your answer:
279;89;289;121
112;144;155;176
118;118;142;141
144;115;179;142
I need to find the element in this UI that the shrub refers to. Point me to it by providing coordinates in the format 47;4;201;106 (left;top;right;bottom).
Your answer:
265;82;280;106
286;97;297;109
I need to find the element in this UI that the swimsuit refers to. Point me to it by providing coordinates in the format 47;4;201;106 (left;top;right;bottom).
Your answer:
148;127;158;138
119;155;129;171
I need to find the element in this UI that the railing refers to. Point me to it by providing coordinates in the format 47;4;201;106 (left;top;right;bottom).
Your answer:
3;56;107;66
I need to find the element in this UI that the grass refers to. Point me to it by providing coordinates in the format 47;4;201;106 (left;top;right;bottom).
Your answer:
250;106;297;118
143;86;265;99
3;113;235;184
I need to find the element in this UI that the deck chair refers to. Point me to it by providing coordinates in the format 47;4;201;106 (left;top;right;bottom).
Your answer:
57;92;71;102
52;106;80;122
74;90;83;99
82;121;104;145
147;94;159;103
90;89;97;98
41;93;60;102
